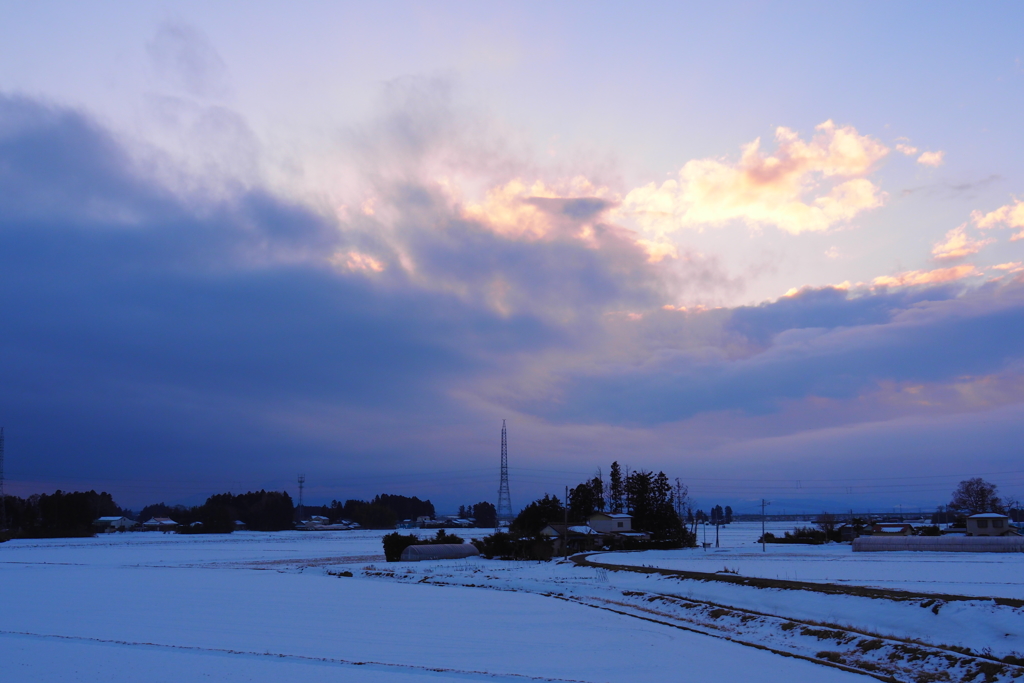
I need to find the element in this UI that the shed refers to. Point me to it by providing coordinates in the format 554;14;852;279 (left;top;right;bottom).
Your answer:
871;523;914;536
853;536;1024;552
399;543;480;562
541;523;604;554
588;513;633;533
966;513;1015;537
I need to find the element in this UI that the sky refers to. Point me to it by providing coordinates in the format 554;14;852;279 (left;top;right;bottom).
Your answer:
1;2;1023;515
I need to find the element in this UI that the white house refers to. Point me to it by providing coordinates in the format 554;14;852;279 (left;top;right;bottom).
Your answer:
966;513;1015;537
142;517;179;531
93;516;133;531
588;512;632;533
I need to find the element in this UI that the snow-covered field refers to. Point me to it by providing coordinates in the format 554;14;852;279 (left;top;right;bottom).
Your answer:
607;521;1024;599
2;525;1022;682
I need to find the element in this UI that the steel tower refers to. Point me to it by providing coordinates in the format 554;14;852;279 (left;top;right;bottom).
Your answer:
496;420;513;528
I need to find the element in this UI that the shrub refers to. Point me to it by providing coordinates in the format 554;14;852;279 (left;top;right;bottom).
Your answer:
473;532;516;559
382;533;420;562
382;529;465;562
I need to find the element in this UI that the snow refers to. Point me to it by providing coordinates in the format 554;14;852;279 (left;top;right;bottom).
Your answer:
1;530;867;682
603;522;1024;599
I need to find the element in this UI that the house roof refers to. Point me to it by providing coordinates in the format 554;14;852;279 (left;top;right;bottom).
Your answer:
590;513;631;519
96;516;127;522
542;524;599;535
143;517;178;525
969;513;1009;519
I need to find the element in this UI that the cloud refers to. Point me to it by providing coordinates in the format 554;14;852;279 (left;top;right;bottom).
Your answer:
895;142;919;156
916;150;945;167
973;198;1024;241
460;177;616;242
618;120;888;236
147;21;231;99
872;265;978;288
4;89;1023;511
531;282;1024;426
931;223;994;260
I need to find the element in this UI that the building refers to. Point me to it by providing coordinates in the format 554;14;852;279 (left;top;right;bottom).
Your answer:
871;523;914;536
142;517;179;531
588;512;633;533
93;516;133;532
966;513;1016;537
541;523;604;554
399;543;480;562
854;535;1024;552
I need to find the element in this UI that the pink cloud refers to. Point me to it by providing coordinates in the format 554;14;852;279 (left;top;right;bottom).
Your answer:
619;120;888;236
916;150;945;167
872;264;978;288
931;224;994;260
973;198;1024;241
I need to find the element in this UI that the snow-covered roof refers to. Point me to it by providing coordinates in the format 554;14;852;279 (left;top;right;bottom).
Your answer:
143;517;178;525
969;513;1009;519
568;526;598;534
591;513;631;519
96;516;127;522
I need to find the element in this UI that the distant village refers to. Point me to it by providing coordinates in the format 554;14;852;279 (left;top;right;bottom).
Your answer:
2;471;1021;559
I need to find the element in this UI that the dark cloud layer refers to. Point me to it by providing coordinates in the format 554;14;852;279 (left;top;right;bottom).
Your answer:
2;94;1023;510
541;282;1024;424
0;97;557;484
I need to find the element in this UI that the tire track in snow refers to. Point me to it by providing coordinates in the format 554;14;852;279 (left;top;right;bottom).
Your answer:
0;630;599;683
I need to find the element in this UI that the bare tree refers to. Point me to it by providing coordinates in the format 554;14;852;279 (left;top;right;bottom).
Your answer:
949;478;1002;515
815;511;837;539
673;478;690;520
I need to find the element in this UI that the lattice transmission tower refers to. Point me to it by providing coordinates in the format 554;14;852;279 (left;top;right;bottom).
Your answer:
0;427;6;532
496;420;513;528
297;474;305;523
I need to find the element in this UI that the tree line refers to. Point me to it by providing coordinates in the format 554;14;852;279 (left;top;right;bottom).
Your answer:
507;461;698;546
2;490;126;538
302;494;436;529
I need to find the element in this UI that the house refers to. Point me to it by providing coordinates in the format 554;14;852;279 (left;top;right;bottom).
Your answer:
93;516;133;532
142;517;179;531
541;523;604;554
966;513;1016;537
871;523;914;536
588;512;633;533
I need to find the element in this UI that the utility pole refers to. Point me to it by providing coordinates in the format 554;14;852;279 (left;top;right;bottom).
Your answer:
715;519;720;548
761;499;770;552
564;485;569;559
702;519;706;551
297;474;305;522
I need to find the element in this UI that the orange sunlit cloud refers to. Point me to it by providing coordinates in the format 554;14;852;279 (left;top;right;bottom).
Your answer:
872;264;978;288
931;224;993;260
916;150;945;167
618;120;888;236
973;198;1024;241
